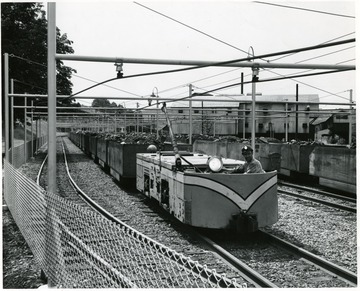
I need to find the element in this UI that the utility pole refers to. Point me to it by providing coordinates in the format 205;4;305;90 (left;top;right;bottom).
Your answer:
243;104;246;139
285;100;288;142
24;96;27;163
189;84;193;144
11;79;14;164
251;67;259;151
295;84;298;140
349;89;353;145
47;2;57;194
4;54;9;162
31;101;34;158
150;87;159;139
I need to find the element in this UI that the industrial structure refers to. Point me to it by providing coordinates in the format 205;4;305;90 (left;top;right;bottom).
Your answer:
50;92;355;144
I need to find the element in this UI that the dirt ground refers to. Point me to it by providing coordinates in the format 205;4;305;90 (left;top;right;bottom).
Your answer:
2;207;45;288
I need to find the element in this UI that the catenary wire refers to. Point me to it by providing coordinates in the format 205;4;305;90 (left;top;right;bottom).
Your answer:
192;45;355;98
269;32;355;62
65;38;355;101
73;75;142;97
133;1;354;98
254;1;355;18
9;38;354;102
160;31;355;101
12;79;47;92
163;36;355;100
137;68;352;110
8;54;142;99
9;38;354;107
133;1;266;60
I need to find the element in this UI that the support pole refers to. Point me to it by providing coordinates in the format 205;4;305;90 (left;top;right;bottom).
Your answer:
114;113;117;133
4;53;9;162
46;5;57;287
251;67;259;151
189;84;193;144
349;89;353;144
24;96;27;163
31;101;34;158
295;84;298;140
243;104;246;139
47;2;57;194
35;117;38;153
285;101;289;142
124;113;127;133
11;80;14;164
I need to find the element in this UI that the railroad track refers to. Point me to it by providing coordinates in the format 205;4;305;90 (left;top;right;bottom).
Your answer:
278;180;356;202
278;182;356;213
34;135;357;288
36;137;249;288
259;231;357;285
199;229;357;288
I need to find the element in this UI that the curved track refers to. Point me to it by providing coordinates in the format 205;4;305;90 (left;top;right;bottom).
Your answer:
36;137;248;287
35;135;357;288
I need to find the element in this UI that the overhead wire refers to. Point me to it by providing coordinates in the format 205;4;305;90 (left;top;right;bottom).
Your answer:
200;43;355;97
137;68;352;111
149;30;354;102
269;32;355;62
262;68;351;102
9;53;143;104
15;33;351;107
253;1;355;19
9;54;47;67
294;46;355;64
133;1;268;61
73;75;141;97
133;1;355;102
13;3;356;109
186;48;355;96
65;38;355;102
10;25;354;108
12;79;47;92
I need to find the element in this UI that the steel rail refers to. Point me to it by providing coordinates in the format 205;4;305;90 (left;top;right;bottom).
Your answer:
198;234;278;288
36;154;48;185
259;231;357;286
278;189;356;213
36;145;135;287
59;138;241;288
278;181;356;203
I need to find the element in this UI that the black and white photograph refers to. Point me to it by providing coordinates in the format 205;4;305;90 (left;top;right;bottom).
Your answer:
2;0;357;288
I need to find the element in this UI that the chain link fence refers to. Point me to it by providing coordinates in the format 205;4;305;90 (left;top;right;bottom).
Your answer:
4;157;242;288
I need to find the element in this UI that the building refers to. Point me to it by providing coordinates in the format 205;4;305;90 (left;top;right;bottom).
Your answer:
164;94;320;140
310;110;356;144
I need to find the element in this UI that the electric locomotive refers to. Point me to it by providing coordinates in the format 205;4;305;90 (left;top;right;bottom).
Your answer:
136;104;278;232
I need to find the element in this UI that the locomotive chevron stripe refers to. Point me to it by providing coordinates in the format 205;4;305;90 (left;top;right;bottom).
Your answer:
185;175;277;211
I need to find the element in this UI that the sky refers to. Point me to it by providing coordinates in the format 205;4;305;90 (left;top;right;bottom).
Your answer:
53;0;357;109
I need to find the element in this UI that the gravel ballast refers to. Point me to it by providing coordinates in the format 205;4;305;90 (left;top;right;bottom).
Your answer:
3;135;357;287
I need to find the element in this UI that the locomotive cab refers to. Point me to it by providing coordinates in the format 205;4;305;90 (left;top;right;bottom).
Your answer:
136;151;278;232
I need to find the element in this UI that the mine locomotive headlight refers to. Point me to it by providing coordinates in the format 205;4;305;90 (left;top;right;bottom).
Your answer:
208;156;223;172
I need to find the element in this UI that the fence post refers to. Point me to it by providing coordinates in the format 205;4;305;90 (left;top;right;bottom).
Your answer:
24;96;27;163
31;101;34;158
11;79;14;165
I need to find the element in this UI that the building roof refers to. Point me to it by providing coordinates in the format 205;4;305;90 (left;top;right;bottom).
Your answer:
310;114;333;125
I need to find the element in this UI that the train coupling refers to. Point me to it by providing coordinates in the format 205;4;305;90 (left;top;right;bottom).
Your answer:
230;212;258;233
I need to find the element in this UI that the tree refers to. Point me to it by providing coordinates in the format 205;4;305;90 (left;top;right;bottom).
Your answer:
1;2;77;121
92;98;112;108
